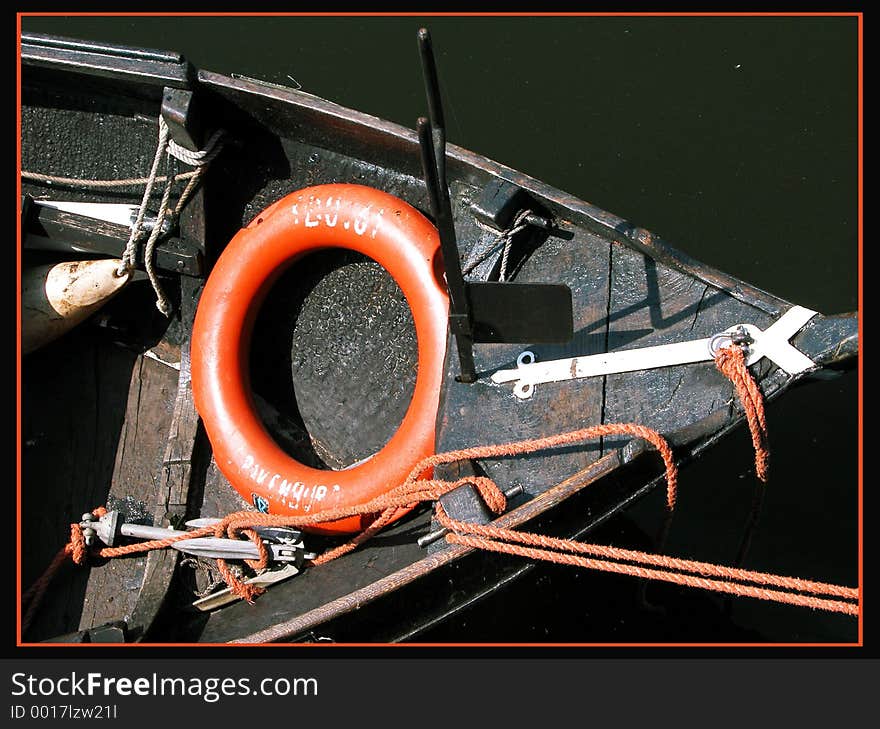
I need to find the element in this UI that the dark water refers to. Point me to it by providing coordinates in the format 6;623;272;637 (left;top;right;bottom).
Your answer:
21;16;859;643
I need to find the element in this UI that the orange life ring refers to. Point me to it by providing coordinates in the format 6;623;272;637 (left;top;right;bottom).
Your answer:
191;184;449;534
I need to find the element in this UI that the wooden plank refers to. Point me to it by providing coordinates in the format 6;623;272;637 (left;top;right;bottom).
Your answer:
126;308;199;635
77;353;179;631
127;188;207;638
20;100;186;637
20;94;209;636
22;337;137;640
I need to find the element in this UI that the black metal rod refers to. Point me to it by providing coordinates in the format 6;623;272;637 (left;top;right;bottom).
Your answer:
416;28;476;382
417;118;465;311
417;28;449;207
417;28;446;133
417;117;476;383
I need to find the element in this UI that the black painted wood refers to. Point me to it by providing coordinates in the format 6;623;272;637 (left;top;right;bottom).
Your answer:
601;243;773;453
434;223;611;497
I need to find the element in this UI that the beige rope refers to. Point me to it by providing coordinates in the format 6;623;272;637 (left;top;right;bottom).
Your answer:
24;116;226;316
21;169;199;188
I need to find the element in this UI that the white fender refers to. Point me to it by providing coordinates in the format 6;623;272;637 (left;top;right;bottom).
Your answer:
22;259;130;354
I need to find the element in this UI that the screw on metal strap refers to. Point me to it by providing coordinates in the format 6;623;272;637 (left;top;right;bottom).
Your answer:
708;325;753;358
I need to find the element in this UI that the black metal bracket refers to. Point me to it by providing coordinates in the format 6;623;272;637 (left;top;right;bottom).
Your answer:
415;29;574;383
471;179;532;230
161;87;202;152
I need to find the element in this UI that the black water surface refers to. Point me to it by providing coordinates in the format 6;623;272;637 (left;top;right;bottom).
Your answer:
21;15;859;643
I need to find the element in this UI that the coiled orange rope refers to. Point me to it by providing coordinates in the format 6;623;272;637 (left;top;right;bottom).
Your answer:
22;347;858;637
21;423;674;633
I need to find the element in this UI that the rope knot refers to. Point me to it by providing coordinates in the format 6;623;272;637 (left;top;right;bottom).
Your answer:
462;207;539;279
67;506;107;566
196;516;268;603
120;117;226;316
468;476;507;515
68;523;88;566
167;128;225;168
215;558;266;604
713;341;746;375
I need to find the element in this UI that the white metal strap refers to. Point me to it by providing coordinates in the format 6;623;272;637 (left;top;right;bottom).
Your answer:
490;305;818;399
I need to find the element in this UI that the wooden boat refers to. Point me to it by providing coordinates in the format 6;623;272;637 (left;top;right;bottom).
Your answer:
19;29;858;644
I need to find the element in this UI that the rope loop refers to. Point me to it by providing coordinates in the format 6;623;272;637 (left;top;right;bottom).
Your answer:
167;126;226;167
498;208;535;281
470;476;508;514
462;208;537;278
714;344;770;481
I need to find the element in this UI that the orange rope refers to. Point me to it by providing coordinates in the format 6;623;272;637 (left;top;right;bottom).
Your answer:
22;407;857;633
445;535;858;616
21;423;671;631
425;351;856;617
21;505;275;627
398;422;677;510
715;345;770;481
21;510;100;633
434;506;858;601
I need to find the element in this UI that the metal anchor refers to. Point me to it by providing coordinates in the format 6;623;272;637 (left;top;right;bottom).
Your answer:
79;510;313;564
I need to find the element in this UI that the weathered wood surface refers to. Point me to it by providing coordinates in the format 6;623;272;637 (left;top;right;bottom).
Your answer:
20;90;206;640
77;353;179;633
434;220;611;495
20;97;169;640
601;243;774;454
22;337;136;640
127;279;203;639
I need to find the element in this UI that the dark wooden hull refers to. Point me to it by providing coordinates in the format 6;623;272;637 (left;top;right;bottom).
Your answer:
19;31;858;644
